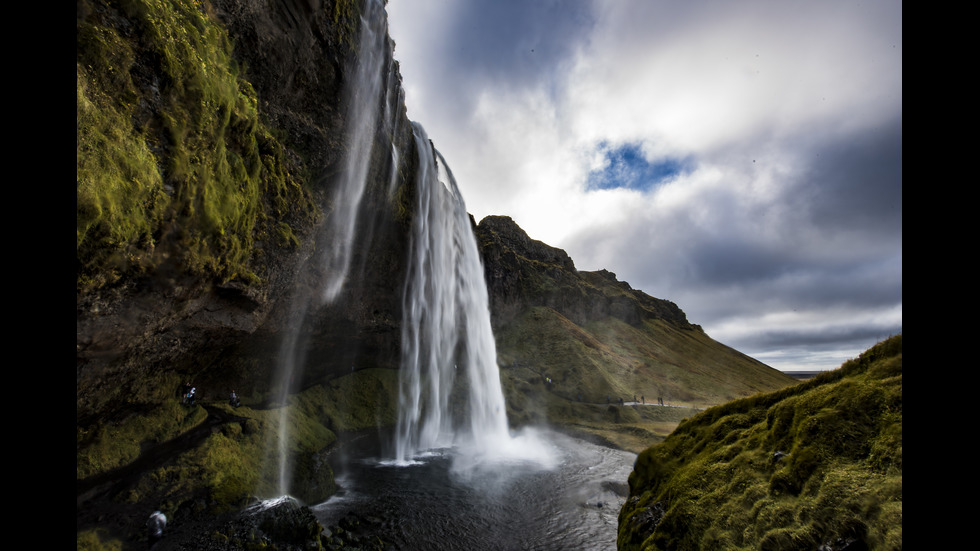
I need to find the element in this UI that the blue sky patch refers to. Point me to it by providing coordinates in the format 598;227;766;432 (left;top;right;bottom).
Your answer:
586;143;690;192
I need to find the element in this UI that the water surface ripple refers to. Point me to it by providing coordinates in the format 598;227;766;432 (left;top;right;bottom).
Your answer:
313;429;636;550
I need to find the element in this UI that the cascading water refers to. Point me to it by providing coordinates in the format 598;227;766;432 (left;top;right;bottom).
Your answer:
394;123;552;473
271;0;551;499
272;0;391;497
319;0;389;304
257;1;631;545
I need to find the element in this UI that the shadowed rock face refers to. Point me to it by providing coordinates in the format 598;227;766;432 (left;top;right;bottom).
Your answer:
475;215;695;331
76;0;417;423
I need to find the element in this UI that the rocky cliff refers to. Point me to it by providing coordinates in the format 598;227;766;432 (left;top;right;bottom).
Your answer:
77;0;414;426
473;216;796;450
77;1;797;548
78;1;416;545
477;215;694;330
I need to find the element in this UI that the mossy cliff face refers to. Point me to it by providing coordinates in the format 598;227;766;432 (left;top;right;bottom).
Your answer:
77;0;414;419
618;335;903;550
77;1;415;544
76;0;321;290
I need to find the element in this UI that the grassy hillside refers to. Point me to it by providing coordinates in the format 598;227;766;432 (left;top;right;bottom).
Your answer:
478;216;798;451
495;307;796;452
618;335;902;550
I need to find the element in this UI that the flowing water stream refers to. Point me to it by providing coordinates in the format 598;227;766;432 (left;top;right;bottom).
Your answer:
272;0;395;495
395;122;514;466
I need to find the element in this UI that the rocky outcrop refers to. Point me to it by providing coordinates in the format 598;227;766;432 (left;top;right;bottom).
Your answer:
476;215;696;330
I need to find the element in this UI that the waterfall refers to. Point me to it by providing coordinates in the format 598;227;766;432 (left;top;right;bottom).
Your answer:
394;123;512;465
319;0;389;304
270;0;552;498
273;0;390;497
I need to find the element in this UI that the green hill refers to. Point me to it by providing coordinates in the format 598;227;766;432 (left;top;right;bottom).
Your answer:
476;215;797;451
618;335;902;550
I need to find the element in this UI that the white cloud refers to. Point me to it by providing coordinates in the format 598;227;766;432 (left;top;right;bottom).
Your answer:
385;0;902;371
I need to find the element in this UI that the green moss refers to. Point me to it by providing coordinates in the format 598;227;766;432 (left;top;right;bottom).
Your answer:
77;0;317;292
76;54;167;285
619;335;903;550
120;404;282;510
77;528;124;551
76;399;207;480
318;368;401;431
333;0;361;49
198;429;265;507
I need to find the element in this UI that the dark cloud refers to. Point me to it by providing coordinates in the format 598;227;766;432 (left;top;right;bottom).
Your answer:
796;117;903;237
738;322;900;355
444;0;595;88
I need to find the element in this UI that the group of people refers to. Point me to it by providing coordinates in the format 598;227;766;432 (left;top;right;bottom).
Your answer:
180;382;241;408
631;394;664;405
540;373;668;407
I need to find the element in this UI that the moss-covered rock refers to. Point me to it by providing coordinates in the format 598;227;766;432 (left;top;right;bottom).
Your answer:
618;335;903;550
76;0;318;293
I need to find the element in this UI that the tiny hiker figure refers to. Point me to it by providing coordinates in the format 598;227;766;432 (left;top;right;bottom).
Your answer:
146;509;166;549
230;389;241;408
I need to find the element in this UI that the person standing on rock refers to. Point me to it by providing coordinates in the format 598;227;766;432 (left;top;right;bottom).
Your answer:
146;509;166;549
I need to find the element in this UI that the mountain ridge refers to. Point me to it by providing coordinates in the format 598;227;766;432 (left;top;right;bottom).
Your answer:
476;214;696;330
473;215;796;450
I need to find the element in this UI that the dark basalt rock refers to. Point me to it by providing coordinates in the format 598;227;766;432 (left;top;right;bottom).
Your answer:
621;499;667;548
165;497;326;550
475;215;696;330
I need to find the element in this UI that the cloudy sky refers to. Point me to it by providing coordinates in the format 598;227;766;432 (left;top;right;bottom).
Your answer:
384;0;902;372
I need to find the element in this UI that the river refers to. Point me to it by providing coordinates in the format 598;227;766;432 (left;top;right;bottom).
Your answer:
311;428;636;550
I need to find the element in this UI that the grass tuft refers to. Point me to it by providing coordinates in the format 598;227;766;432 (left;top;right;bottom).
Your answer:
619;335;902;550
